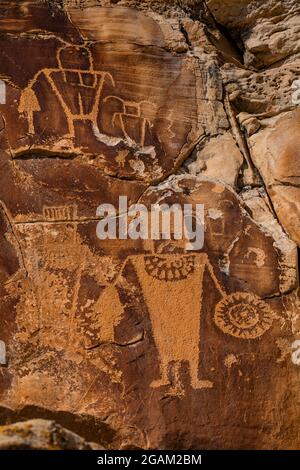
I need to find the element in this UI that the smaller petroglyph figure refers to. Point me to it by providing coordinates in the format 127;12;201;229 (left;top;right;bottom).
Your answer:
103;96;157;146
92;283;124;345
18;45;114;137
43;205;77;222
214;292;274;339
207;200;234;240
0;340;6;365
38;205;80;270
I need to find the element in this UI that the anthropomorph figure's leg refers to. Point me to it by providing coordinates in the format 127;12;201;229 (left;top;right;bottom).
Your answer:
150;358;172;388
190;366;213;390
152;361;185;396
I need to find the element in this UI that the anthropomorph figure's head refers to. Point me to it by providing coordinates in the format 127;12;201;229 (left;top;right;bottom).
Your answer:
57;45;94;72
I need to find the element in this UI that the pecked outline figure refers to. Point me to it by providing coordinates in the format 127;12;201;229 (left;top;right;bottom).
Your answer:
18;44;115;138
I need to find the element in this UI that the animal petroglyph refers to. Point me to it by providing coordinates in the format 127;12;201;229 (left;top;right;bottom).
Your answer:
103;96;157;147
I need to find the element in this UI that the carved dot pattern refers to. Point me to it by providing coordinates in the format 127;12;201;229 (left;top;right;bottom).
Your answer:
144;255;195;281
214;292;274;339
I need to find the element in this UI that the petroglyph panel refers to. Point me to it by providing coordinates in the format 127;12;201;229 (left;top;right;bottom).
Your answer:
1;174;296;446
0;38;200;182
0;0;299;451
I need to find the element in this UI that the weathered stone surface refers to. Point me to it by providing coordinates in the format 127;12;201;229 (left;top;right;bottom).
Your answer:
248;109;300;246
0;0;299;451
66;4;189;52
183;132;244;187
240;187;297;293
207;0;300;68
222;59;300;116
0;419;103;450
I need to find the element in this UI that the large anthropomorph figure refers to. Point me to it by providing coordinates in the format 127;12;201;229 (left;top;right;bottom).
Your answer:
18;44;114;137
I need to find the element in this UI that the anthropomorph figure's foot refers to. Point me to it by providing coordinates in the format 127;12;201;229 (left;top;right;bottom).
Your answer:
191;379;213;390
150;377;172;388
150;376;185;397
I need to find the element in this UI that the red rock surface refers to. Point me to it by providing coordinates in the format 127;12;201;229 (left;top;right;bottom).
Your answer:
0;0;299;450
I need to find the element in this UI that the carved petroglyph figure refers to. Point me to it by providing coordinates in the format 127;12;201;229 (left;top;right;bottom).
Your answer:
22;205;86;352
103;96;157;147
17;44;162;150
41;205;79;266
92;283;124;345
33;216;126;355
132;252;225;391
206;200;234;240
18;45;115;137
214;292;274;339
43;205;77;222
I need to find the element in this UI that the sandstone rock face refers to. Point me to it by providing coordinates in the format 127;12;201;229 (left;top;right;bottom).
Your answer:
0;0;299;450
0;419;103;450
207;0;300;68
183;132;244;187
248;110;300;246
